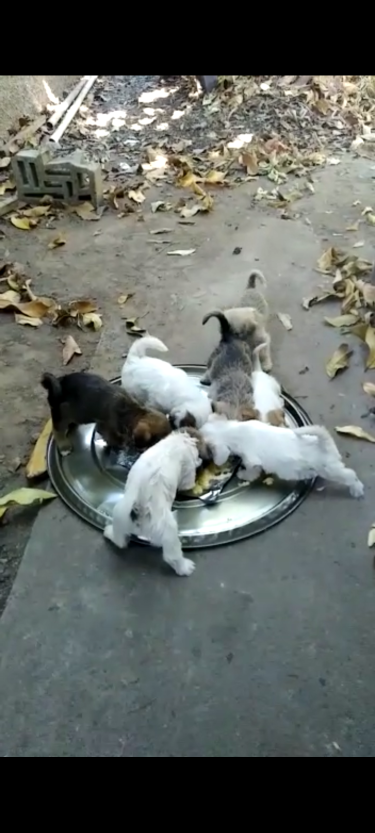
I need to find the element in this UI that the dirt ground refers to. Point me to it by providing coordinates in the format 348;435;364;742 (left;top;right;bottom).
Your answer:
1;75;375;615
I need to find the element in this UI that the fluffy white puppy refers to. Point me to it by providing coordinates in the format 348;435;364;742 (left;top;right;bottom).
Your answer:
103;429;202;577
121;335;213;428
200;418;364;497
251;343;286;426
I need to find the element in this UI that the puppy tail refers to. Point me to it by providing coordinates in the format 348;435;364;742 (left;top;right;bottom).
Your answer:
296;425;339;455
247;269;267;289
252;342;268;372
41;372;61;399
127;335;168;360
202;310;232;340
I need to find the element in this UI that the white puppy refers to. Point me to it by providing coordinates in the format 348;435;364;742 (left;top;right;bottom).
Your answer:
103;430;202;577
252;343;286;426
200;418;364;497
121;335;213;428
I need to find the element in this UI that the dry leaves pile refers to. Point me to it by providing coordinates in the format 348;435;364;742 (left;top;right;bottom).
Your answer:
305;245;375;546
0;261;102;332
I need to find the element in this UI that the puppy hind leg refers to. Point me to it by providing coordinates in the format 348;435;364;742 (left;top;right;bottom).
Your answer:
259;334;273;373
325;462;364;498
104;499;132;548
161;513;195;577
237;462;263;483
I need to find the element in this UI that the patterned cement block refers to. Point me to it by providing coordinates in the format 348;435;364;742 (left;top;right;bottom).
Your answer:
11;149;103;208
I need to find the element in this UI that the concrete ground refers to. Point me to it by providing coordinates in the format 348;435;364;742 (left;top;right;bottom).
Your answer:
1;156;375;757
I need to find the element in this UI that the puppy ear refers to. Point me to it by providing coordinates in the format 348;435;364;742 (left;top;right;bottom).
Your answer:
178;411;197;428
41;372;61;399
239;406;260;422
133;420;151;448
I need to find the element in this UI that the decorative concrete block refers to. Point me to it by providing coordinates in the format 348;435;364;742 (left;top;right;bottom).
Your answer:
11;149;103;208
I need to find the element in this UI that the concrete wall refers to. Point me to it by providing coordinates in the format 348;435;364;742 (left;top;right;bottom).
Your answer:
0;76;80;141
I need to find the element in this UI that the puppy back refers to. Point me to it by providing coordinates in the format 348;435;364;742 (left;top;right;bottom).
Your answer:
202;310;232;341
41;372;61;399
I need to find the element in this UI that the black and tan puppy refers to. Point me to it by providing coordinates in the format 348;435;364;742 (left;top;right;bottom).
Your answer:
41;371;171;455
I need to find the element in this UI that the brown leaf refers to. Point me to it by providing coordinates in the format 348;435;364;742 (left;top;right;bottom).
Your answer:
167;249;196;257
203;170;226;185
277;312;293;331
150;228;173;234
0;157;10;169
365;326;375;370
325;343;352;379
179;205;201;219
363;382;375;397
151;201;167;213
117;294;132;306
0;294;53;319
0;178;16;195
335;425;375;443
81;312;102;331
62;334;82;365
0;289;20;304
10;216;36;231
26;419;52;479
126;317;146;336
346;221;360;232
15;313;43;327
0;487;56;520
240;150;259;175
317;247;337;273
69;299;98;316
74;202;98;220
302;292;338;309
356;279;375;308
128;189;145;204
22;205;51;218
324;313;360;328
353;240;365;249
48;234;66;249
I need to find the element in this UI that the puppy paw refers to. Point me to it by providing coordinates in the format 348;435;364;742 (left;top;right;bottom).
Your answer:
103;524;115;543
350;480;365;498
174;557;196;577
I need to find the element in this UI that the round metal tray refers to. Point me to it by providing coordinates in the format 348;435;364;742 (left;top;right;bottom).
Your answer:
47;366;315;549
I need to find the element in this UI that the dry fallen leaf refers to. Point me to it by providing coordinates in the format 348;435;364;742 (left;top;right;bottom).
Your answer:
353;240;365;249
346;221;360;232
179;205;201;219
117;294;132;306
325;343;352;379
203;170;226;185
356;279;375;308
10;216;36;231
317;247;337;273
277;312;293;331
26;419;52;480
240;150;259;176
151;201;166;213
69;299;98;316
81;312;102;331
365;326;375;370
48;234;66;249
74;202;98;220
363;381;375;397
22;205;51;218
0;486;56;520
335;425;375;443
63;334;82;365
0;178;15;195
324;313;360;328
167;249;196;257
128;189;145;204
150;228;172;234
302;292;338;310
0;157;10;169
15;313;43;327
367;526;375;548
126;317;146;336
0;289;20;304
0;294;54;319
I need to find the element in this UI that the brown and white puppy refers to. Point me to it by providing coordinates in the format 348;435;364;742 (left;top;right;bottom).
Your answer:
202;311;256;419
202;270;272;381
41;371;171;455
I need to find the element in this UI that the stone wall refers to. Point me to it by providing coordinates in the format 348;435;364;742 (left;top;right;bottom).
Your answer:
0;76;80;141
